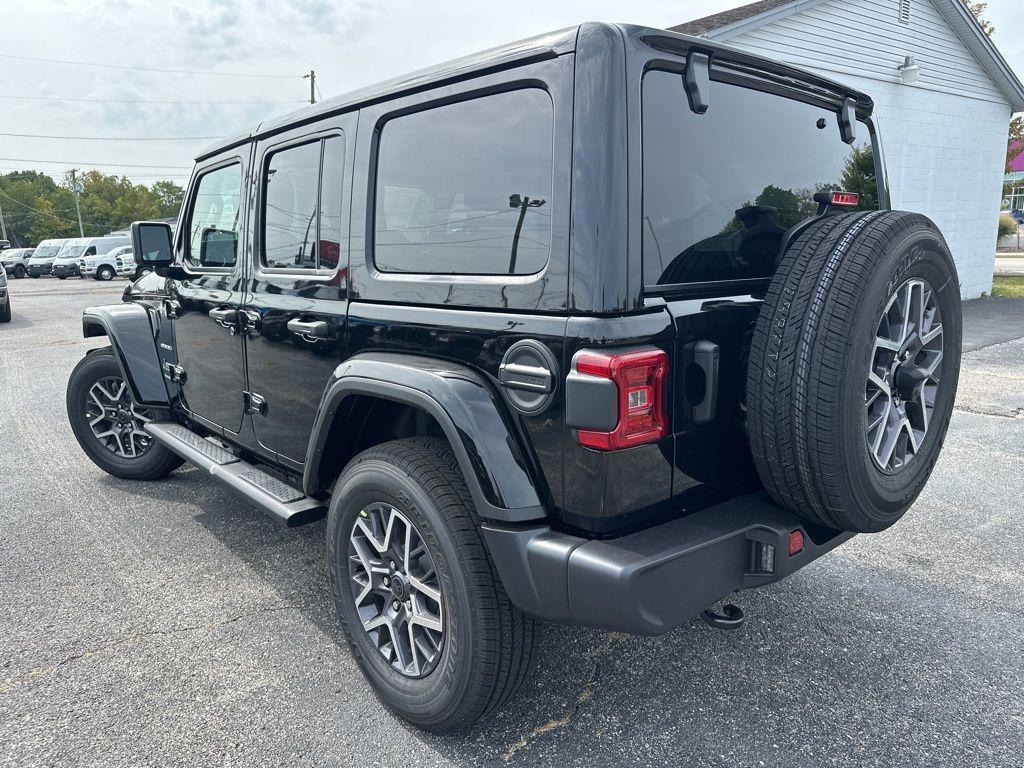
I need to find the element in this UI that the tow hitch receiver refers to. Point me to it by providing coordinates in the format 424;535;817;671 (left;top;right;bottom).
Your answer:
701;604;745;630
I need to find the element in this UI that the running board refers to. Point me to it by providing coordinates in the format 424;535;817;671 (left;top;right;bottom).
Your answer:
145;421;326;527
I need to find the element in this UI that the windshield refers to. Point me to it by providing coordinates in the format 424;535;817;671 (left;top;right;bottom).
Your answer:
32;245;62;259
56;243;87;260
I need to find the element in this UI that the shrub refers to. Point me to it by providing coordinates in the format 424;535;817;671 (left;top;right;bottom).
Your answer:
999;214;1019;239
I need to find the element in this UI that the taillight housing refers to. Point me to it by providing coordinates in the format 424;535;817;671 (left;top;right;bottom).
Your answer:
829;191;860;207
576;348;668;450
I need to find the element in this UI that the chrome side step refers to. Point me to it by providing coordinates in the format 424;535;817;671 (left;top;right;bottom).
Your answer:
145;421;326;527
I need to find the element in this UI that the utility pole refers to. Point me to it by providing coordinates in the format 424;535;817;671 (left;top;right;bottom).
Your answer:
70;169;85;236
304;70;316;105
0;196;7;242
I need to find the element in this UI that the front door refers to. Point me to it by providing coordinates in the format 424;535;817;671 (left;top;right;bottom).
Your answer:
242;121;353;464
169;154;250;435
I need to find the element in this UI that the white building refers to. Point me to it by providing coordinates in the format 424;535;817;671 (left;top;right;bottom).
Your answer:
671;0;1024;298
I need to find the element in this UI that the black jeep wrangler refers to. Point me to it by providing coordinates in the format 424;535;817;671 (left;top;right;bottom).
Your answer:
66;23;961;731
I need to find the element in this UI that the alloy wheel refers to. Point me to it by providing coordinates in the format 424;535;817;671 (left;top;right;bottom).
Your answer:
84;376;154;458
865;278;944;472
348;502;445;678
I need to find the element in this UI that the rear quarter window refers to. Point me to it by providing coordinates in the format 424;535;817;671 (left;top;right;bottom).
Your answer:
373;88;554;276
642;70;878;287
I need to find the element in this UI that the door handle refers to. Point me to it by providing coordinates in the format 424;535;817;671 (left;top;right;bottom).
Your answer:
208;307;239;330
287;318;330;339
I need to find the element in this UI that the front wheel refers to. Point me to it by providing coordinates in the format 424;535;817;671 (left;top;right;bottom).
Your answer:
327;437;536;732
14;265;26;279
66;349;184;480
97;266;115;281
0;301;10;323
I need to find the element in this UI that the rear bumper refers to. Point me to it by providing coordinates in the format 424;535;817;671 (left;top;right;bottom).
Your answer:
482;493;853;635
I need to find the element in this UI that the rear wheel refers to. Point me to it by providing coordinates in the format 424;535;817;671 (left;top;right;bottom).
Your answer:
66;349;183;480
747;211;961;533
327;437;536;731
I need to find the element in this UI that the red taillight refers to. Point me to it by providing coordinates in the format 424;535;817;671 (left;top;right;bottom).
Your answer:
576;349;668;450
788;530;805;556
829;191;860;207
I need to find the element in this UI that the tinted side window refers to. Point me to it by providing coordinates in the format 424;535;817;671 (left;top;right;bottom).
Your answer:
642;70;878;286
319;137;345;271
374;88;553;275
264;141;321;270
262;135;345;271
187;163;242;268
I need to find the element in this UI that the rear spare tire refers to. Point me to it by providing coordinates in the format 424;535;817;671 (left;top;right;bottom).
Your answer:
747;211;961;533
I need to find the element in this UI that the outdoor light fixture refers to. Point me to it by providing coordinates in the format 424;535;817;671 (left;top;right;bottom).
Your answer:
897;55;920;84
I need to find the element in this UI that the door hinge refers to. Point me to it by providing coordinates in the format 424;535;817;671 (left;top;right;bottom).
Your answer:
243;390;268;416
162;362;187;384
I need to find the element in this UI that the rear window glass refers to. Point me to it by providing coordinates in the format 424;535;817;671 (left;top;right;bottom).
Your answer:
642;70;878;287
373;88;553;276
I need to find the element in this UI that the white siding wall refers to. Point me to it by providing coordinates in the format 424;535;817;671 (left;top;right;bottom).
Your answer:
719;0;1013;298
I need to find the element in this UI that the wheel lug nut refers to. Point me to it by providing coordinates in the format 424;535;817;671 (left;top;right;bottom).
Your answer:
382;577;390;587
392;600;400;611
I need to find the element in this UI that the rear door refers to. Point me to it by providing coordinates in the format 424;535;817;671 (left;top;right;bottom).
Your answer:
241;116;355;466
167;152;250;435
639;65;881;511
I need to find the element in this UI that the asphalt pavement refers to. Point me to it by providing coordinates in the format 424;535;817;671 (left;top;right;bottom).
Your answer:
1;278;1022;768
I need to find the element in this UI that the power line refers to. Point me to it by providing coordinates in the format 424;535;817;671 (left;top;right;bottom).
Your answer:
0;132;221;141
0;52;300;79
0;157;190;169
0;94;305;105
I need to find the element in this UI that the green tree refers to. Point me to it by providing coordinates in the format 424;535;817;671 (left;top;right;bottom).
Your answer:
963;1;995;36
152;180;185;218
839;145;879;210
0;170;185;246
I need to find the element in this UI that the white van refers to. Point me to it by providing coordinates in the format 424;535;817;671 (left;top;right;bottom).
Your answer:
27;238;72;278
51;236;130;279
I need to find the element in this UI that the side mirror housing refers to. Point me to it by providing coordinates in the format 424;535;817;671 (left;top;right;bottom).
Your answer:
131;221;174;267
199;227;237;267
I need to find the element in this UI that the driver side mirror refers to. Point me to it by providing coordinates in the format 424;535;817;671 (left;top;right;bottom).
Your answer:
199;227;237;267
131;221;174;267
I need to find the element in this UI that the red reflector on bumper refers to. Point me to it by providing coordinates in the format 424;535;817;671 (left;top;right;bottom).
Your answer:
788;530;805;556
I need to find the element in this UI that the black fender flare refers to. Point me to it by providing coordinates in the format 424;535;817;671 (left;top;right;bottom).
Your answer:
303;353;547;524
82;304;169;406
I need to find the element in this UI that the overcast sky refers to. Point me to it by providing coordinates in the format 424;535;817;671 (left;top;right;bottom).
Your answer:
1;0;1022;187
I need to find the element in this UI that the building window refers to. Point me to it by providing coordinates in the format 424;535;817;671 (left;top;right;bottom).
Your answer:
373;88;553;276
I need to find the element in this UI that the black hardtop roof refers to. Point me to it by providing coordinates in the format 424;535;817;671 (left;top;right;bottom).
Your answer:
196;21;872;162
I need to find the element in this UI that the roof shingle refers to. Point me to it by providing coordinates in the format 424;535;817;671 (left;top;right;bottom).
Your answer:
668;0;794;37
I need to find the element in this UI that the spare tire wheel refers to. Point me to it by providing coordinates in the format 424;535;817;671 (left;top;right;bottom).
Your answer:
747;211;961;533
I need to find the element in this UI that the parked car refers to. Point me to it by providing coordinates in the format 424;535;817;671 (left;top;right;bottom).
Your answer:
1006;208;1024;225
81;245;135;281
0;240;10;251
27;238;69;277
0;265;10;323
0;248;34;278
66;23;961;731
52;236;131;279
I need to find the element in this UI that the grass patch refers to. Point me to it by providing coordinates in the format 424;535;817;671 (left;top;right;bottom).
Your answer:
992;275;1024;298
